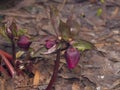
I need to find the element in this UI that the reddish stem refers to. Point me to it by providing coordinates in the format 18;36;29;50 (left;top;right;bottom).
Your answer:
0;54;16;78
0;50;12;60
46;49;61;90
11;40;16;66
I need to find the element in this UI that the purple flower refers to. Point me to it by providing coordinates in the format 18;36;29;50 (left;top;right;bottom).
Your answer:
45;39;56;49
17;36;32;50
65;47;80;69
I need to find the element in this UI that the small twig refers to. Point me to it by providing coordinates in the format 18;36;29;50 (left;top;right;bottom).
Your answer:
0;54;16;78
15;84;48;89
59;0;67;11
101;0;108;22
0;50;12;61
11;40;16;67
45;49;61;90
0;12;36;18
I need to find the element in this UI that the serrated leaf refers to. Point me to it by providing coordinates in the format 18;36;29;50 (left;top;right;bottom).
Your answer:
72;39;95;51
59;20;71;41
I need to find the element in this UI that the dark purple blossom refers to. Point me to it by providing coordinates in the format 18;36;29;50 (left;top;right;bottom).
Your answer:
65;47;80;69
45;39;56;49
17;36;32;50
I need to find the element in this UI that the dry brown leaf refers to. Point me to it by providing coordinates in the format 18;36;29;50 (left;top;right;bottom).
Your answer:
33;70;40;88
15;0;35;9
111;7;119;18
84;86;94;90
72;82;80;90
110;79;120;89
95;43;105;48
0;78;5;90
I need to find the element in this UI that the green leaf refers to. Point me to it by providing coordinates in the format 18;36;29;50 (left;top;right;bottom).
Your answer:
49;5;59;17
16;51;25;59
0;26;10;41
17;29;28;36
59;20;71;41
0;27;7;37
66;19;80;39
100;0;105;3
97;8;102;16
72;39;95;51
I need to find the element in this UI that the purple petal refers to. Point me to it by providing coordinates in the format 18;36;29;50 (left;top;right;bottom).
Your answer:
45;39;56;49
65;47;80;69
17;36;31;50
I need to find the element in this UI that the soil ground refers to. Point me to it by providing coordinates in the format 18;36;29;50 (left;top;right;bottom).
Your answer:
0;0;120;90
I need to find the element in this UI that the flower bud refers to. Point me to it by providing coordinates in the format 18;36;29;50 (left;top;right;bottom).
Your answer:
6;21;18;39
17;36;32;50
65;47;80;69
6;28;13;39
45;39;56;49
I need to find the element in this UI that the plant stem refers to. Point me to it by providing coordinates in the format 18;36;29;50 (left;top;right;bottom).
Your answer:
1;54;16;77
45;49;61;90
11;39;16;67
0;50;12;60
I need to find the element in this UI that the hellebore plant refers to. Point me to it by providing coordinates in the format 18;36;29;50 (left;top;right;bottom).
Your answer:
0;7;96;90
0;21;33;78
42;17;95;90
0;21;18;78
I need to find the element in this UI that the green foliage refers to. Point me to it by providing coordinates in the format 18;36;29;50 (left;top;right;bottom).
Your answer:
0;25;28;42
59;20;71;41
49;5;59;17
97;8;102;16
100;0;105;3
0;26;9;40
72;39;95;51
17;29;28;36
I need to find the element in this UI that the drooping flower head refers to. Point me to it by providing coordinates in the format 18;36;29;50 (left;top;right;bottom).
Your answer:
65;47;80;69
45;39;56;49
17;36;32;50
